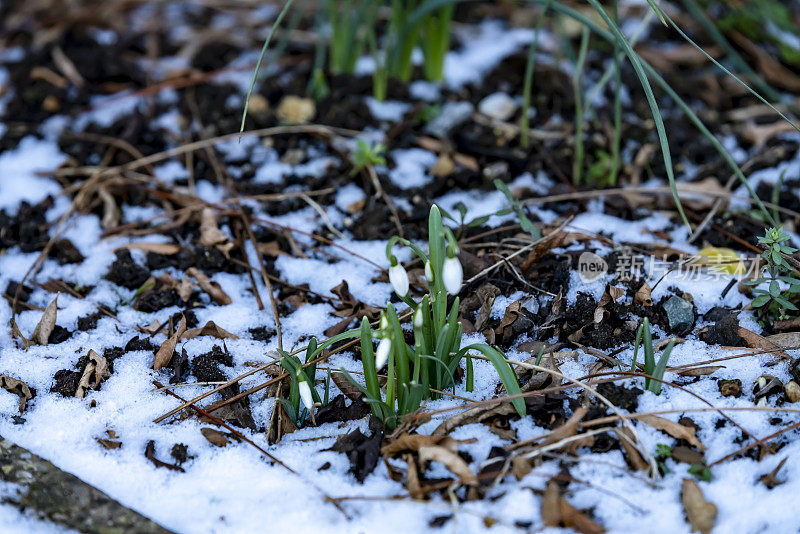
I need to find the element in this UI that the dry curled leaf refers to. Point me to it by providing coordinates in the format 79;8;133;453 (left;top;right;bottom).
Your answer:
9;318;34;349
0;375;35;413
682;478;717;534
75;349;111;398
539;406;594;455
381;434;455;457
639;414;705;452
542;480;605;534
614;427;649;471
201;427;230;447
199;207;228;248
153;315;186;370
331;371;365;403
181;321;238;341
31;294;58;346
187;267;232;306
738;327;790;360
417;444;477;485
635;283;653;306
677;366;724;377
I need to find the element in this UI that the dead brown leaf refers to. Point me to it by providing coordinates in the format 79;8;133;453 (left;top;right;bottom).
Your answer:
635;283;653;306
187;267;232;305
382;434;455;457
153;315;187;370
75;349;111;398
199;207;228;248
739;327;790;360
0;375;35;413
681;478;717;534
540;406;594;455
677;366;724;377
639;414;705;452
418;444;477;485
9;318;34;349
182;321;238;341
614;427;649;471
201;427;230;447
331;371;364;403
31;294;58;346
542;480;605;534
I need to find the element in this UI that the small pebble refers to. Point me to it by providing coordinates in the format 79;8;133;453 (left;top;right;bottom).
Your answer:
785;380;800;403
478;92;518;121
276;95;315;124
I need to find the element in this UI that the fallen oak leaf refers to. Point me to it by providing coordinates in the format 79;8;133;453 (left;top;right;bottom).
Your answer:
681;478;717;534
0;375;35;413
153;315;186;370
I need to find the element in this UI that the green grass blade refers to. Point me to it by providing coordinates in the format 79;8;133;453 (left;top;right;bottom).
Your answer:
240;0;298;134
460;343;525;416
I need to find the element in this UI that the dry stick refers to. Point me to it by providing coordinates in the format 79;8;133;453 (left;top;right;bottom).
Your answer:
687;173;737;244
464;216;574;286
365;163;404;238
471;356;658;475
521;186;800;221
581;406;800;428
709;419;800;467
10;146;118;321
153;381;351;518
202;308;416;416
187;93;285;349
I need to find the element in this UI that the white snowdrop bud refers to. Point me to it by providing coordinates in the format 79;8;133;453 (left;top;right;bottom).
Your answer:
424;261;434;283
298;378;314;410
375;337;392;369
389;263;409;297
414;306;424;328
379;313;389;331
442;256;463;295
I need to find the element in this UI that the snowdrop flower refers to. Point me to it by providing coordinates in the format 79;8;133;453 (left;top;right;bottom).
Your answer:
442;256;463;294
375;336;392;368
424;261;434;283
388;263;409;297
298;377;314;410
380;313;389;331
414;306;424;328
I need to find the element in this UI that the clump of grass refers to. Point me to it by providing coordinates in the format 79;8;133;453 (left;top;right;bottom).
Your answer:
631;318;675;395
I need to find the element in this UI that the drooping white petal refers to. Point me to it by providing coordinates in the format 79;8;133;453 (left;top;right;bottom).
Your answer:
388;264;409;297
414;306;424;328
442;256;463;295
424;261;434;283
298;379;314;410
375;337;392;368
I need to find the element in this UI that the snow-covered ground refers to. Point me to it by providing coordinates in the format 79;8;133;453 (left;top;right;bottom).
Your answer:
2;5;800;533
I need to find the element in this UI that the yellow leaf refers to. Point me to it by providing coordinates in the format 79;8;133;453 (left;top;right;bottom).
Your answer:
696;246;745;275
